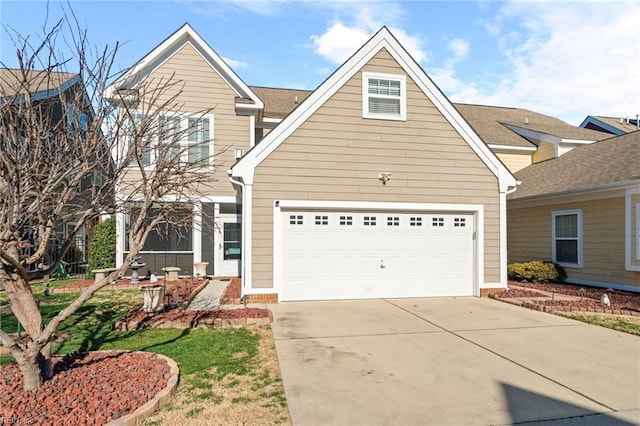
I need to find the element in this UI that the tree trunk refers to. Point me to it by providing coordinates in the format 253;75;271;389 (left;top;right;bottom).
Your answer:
1;273;51;389
17;351;45;391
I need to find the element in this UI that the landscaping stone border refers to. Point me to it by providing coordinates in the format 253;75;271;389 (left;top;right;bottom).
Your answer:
490;293;640;316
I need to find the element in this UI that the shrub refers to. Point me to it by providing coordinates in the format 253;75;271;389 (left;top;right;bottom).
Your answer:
507;260;566;283
87;218;116;275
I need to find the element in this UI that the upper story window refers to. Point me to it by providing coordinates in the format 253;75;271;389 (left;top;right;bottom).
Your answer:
552;209;583;268
127;112;213;169
362;72;406;121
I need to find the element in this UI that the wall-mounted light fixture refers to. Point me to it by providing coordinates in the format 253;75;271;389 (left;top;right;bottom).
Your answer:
234;149;244;160
378;172;392;185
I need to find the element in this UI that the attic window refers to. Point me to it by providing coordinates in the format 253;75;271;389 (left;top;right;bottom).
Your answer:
362;72;406;121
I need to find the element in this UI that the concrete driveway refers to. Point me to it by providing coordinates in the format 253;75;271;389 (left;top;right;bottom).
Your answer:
270;297;640;425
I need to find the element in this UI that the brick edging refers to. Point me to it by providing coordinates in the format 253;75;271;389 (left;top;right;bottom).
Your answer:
489;294;640;316
105;352;180;426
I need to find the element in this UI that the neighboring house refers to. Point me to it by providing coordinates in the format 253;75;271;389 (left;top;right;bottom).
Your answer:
455;104;611;173
580;115;640;135
105;24;264;277
231;27;517;301
0;68;93;273
108;24;518;301
507;131;640;292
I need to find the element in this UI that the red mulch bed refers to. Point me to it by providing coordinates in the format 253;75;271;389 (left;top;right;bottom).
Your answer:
497;281;640;314
115;306;271;330
220;277;242;304
56;277;205;305
0;351;170;425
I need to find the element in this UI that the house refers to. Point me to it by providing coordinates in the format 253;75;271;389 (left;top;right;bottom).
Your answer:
507;131;640;292
580;115;640;136
0;68;94;274
455;104;611;173
105;24;265;277
107;23;517;301
230;27;517;301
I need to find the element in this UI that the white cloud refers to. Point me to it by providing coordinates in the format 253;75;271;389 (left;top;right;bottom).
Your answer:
222;57;248;69
310;23;371;64
447;38;469;61
309;2;429;65
448;2;640;125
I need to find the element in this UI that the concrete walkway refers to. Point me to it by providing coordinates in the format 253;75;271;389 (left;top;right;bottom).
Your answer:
271;297;640;426
185;279;229;310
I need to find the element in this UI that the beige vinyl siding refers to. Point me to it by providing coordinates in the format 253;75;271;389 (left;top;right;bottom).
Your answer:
495;152;532;173
508;197;640;289
250;48;501;289
633;193;640;267
532;142;556;163
122;43;251;197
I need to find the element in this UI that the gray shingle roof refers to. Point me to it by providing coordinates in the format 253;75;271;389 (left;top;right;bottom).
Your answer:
250;87;607;148
250;86;312;119
0;69;77;97
509;131;640;200
454;103;609;148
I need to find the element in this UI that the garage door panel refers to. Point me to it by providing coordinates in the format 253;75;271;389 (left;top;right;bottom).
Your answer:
280;210;475;301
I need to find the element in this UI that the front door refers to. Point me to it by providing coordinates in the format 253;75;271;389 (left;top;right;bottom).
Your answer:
218;221;241;276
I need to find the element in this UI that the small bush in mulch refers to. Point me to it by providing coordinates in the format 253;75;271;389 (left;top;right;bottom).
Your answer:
507;260;566;283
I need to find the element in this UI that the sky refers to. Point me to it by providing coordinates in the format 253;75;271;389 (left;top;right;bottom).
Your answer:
1;0;638;126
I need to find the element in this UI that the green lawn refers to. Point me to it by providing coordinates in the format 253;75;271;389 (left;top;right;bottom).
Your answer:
0;283;289;424
1;286;258;376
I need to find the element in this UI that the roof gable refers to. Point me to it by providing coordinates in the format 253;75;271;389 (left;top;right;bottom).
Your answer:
233;27;516;192
580;115;639;135
104;23;263;109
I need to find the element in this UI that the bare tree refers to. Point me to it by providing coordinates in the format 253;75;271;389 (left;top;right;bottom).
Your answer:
0;13;217;390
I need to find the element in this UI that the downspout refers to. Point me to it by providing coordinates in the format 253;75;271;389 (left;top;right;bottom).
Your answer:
500;181;521;287
227;171;249;298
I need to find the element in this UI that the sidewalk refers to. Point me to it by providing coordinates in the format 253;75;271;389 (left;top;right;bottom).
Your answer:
185;279;229;310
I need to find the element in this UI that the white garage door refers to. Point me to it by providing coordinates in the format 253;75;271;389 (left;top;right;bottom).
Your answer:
279;210;475;301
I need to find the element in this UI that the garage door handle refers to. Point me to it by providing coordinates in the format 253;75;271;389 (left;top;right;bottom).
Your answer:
380;260;386;269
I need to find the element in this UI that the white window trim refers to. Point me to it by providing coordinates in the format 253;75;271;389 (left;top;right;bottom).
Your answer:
362;72;406;121
551;209;583;268
126;111;214;170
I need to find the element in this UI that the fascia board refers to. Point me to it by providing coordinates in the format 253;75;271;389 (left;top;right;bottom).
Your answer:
488;144;537;153
508;180;640;208
560;138;596;145
234;27;516;192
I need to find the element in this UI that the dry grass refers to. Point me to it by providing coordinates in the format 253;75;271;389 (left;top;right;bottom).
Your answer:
556;312;640;336
143;325;291;426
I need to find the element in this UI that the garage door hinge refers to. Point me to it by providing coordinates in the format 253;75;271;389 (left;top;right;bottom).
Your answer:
473;232;477;240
